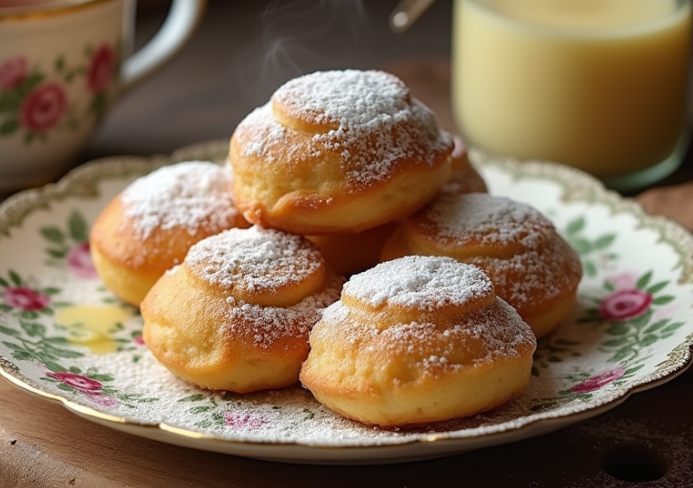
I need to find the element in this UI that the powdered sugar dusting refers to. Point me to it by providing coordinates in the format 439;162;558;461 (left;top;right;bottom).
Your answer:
414;193;581;309
274;69;412;128
224;274;343;349
0;143;686;465
465;237;581;308
344;255;493;311
185;226;323;294
321;296;533;368
120;161;237;240
424;193;553;247
236;70;453;189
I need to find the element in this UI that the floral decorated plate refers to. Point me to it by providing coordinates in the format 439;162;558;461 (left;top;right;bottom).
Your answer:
1;140;692;465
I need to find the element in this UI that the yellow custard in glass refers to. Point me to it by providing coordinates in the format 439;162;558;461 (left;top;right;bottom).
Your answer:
452;0;692;185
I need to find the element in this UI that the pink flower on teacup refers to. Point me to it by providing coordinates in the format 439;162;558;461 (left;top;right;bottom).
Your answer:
3;286;50;311
20;83;67;132
598;289;652;321
0;57;28;90
87;44;115;93
66;242;97;278
572;367;625;394
46;371;102;392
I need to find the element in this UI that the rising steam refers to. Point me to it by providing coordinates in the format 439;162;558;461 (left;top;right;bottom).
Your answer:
235;0;372;103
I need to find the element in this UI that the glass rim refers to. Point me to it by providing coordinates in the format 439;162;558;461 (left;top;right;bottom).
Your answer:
460;0;692;39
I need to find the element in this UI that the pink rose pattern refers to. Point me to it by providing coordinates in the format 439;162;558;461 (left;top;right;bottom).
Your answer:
42;368;152;408
572;367;625;394
0;215;685;427
598;272;654;321
37;364;154;408
40;211;95;278
19;83;67;132
87;44;115;93
591;270;675;324
47;371;102;391
0;271;58;319
599;289;653;321
224;412;268;430
84;391;120;407
3;286;50;311
0;57;27;89
66;242;97;278
0;43;117;142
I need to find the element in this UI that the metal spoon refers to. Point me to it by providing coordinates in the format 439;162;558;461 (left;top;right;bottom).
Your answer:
389;0;437;33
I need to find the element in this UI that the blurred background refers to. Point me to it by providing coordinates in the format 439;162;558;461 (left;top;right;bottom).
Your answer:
80;0;454;162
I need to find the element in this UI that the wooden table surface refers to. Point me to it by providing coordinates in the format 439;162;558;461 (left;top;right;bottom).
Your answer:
3;1;693;486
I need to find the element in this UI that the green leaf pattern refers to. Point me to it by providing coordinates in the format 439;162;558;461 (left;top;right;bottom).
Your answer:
0;161;692;445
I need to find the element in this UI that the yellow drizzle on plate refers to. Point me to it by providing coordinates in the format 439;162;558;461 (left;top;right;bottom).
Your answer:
55;305;135;354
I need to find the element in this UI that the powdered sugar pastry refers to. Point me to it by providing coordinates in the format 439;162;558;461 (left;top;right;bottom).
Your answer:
240;70;452;188
344;255;494;311
120;161;237;240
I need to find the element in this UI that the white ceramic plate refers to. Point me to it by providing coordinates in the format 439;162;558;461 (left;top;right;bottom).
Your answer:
1;140;692;465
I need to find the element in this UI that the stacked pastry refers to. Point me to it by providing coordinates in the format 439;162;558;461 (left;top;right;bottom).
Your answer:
90;69;582;428
228;69;457;276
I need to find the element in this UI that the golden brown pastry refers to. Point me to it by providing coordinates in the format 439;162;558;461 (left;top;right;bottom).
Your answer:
441;136;488;195
305;223;397;276
90;161;249;307
229;69;455;234
142;225;342;393
300;255;536;427
304;136;484;277
381;193;582;337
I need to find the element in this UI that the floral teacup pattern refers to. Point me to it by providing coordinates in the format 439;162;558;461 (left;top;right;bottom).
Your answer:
0;44;117;144
0;0;204;193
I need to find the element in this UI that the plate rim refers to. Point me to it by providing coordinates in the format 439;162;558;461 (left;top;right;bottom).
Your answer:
1;140;693;463
2;357;690;464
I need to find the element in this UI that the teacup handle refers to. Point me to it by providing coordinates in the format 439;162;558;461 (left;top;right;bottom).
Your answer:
121;0;207;92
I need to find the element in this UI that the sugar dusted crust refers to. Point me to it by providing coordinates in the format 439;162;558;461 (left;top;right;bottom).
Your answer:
141;226;343;393
89;161;249;306
381;193;583;337
87;70;582;430
229;70;454;234
300;256;536;427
